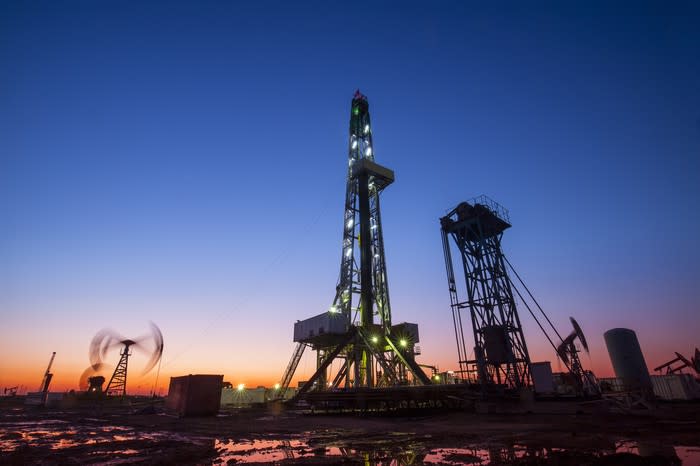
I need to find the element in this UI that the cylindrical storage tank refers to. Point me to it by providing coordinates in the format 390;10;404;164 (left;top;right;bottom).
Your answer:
604;328;652;392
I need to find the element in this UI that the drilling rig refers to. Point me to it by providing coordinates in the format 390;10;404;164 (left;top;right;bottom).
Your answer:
441;198;599;397
279;91;430;403
441;199;532;390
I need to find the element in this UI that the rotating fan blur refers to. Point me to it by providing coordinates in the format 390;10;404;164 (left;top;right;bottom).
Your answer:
81;322;164;396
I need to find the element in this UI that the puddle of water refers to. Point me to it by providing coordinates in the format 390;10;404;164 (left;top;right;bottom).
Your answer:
0;423;140;452
101;426;133;432
0;428;77;451
615;439;696;463
89;449;140;455
425;447;492;464
215;439;314;463
0;419;68;427
54;438;83;449
676;447;700;464
1;418;696;465
211;438;698;465
423;445;585;465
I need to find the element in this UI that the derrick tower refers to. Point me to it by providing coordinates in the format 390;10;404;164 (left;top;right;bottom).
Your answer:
280;91;430;398
85;323;164;397
440;197;532;389
105;341;134;396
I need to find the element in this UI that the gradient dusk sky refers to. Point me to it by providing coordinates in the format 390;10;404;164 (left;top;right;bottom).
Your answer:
1;1;699;394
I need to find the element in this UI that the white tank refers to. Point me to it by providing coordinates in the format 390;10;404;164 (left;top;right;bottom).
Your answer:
604;328;652;391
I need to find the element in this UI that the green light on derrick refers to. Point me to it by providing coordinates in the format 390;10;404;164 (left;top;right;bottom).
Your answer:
399;339;407;348
353;106;359;115
371;336;379;344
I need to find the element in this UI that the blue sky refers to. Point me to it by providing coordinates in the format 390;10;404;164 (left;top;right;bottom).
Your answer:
1;1;698;390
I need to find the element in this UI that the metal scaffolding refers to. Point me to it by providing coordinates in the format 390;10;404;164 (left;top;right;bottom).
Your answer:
440;197;532;389
105;342;133;397
280;91;429;401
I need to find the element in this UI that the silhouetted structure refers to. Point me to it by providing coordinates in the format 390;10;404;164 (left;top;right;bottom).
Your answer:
440;198;532;389
166;374;223;417
280;91;430;402
654;348;700;375
86;322;164;397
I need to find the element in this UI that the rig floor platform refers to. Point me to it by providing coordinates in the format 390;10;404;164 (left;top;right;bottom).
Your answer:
295;384;521;413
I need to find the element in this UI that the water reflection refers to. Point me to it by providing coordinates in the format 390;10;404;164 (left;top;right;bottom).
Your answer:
215;438;426;465
213;438;694;465
1;419;696;465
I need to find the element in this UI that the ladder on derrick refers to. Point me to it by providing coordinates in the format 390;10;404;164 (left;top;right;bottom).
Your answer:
280;342;306;397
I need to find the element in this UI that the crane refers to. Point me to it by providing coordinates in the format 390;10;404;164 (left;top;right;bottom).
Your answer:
39;352;56;394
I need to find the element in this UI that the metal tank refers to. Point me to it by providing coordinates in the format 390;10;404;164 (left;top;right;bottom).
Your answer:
604;328;652;391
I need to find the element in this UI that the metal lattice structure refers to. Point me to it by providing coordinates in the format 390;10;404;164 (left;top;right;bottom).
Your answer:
85;323;164;397
280;91;429;400
440;197;532;389
335;91;393;334
105;342;133;396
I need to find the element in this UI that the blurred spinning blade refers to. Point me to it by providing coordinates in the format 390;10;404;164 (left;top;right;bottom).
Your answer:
87;322;164;374
89;328;125;369
137;321;164;374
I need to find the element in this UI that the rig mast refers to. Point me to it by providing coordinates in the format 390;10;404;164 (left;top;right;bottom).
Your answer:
440;197;532;389
280;91;429;398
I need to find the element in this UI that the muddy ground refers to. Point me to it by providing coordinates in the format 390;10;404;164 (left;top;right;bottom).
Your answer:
1;397;698;465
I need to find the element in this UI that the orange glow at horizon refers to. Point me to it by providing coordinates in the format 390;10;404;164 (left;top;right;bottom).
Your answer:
1;337;692;396
1;289;695;396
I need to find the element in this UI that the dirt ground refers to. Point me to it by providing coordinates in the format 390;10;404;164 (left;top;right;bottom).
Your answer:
1;397;699;465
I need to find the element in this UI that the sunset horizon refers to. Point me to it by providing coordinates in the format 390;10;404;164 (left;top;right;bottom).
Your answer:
2;2;699;463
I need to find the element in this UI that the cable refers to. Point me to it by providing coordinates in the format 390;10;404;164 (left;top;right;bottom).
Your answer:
504;256;565;341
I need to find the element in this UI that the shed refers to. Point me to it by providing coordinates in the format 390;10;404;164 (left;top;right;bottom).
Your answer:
165;374;223;417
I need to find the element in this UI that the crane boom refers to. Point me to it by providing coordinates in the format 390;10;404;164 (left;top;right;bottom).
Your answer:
39;352;56;393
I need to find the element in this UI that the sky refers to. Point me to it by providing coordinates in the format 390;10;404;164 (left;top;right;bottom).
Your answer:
1;1;699;394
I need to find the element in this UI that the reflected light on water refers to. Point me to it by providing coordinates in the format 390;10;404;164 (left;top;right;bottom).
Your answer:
211;438;699;465
1;418;698;465
215;439;313;463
